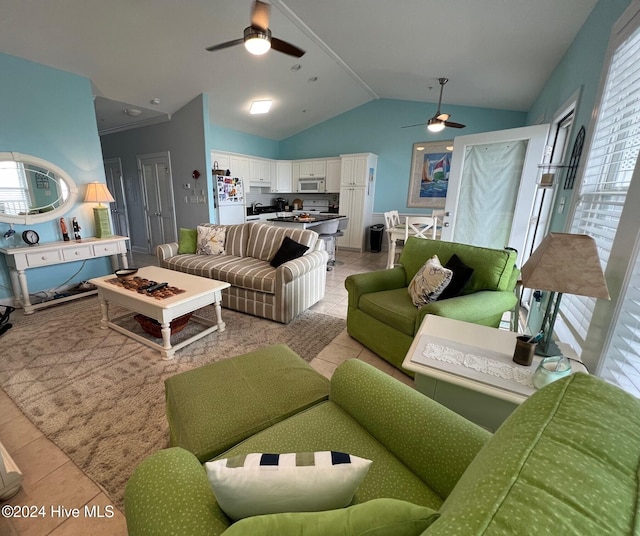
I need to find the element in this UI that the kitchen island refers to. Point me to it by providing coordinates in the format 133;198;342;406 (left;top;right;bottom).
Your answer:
268;214;347;270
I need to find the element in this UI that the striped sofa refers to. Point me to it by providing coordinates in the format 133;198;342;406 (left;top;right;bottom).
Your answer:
156;222;328;324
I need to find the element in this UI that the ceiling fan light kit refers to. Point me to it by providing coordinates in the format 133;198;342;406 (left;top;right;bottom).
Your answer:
427;118;445;132
244;26;271;55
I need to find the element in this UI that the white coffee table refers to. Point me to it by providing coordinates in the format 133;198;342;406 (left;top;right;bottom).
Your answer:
90;266;230;360
402;315;586;431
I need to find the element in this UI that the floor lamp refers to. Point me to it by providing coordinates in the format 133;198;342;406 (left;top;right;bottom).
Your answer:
520;233;610;356
84;182;115;238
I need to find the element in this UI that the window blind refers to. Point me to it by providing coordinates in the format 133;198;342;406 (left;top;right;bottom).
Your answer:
0;161;29;215
563;15;640;396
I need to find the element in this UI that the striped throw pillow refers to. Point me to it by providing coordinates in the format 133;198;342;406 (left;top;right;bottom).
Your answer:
205;451;372;520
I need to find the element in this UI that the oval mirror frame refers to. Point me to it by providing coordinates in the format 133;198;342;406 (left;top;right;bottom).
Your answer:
0;152;79;225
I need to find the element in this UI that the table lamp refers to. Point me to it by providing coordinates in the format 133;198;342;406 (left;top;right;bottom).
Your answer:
520;233;609;356
84;182;115;238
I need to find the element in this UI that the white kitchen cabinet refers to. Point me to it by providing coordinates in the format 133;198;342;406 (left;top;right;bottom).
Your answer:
273;161;292;193
340;153;376;187
292;162;301;193
326;158;341;192
211;152;230;173
299;160;326;178
249;158;271;187
229;155;249;181
337;153;377;252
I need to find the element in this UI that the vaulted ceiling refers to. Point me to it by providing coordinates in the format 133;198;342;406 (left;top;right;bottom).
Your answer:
0;0;597;139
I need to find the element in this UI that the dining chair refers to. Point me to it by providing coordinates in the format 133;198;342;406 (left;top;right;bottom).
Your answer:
404;216;437;240
383;210;401;230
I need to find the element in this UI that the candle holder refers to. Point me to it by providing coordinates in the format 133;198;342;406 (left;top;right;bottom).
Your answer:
532;356;572;389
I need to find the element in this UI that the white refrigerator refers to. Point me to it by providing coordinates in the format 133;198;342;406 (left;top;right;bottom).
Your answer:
216;175;245;224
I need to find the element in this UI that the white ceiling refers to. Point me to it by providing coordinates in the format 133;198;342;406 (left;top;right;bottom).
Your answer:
0;0;597;140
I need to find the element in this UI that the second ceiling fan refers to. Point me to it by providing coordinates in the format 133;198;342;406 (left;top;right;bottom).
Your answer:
403;78;466;132
206;0;305;58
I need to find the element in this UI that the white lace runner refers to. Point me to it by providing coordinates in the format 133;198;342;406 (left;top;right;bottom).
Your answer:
422;343;534;387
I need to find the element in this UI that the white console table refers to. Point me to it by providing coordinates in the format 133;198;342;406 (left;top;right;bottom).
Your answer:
0;236;129;314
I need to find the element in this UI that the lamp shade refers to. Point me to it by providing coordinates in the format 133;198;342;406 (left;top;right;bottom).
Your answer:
84;182;115;204
521;233;610;299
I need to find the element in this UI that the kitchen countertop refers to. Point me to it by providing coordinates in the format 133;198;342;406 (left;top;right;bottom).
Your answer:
267;214;345;223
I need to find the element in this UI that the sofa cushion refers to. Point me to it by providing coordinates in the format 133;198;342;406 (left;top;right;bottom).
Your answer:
360;288;418;336
205;451;372;520
408;255;453;307
246;223;317;262
221;498;439;536
438;254;475;300
428;373;640;535
399;237;517;293
197;224;226;255
178;228;197;254
223;223;250;257
270;236;309;268
215;400;444;511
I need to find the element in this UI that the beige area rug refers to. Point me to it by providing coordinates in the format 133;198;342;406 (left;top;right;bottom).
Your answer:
0;297;345;509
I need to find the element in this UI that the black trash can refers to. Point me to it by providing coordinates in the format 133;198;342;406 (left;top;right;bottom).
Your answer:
369;224;385;252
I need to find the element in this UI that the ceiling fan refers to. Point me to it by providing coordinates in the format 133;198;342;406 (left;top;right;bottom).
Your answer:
402;78;466;132
206;0;305;58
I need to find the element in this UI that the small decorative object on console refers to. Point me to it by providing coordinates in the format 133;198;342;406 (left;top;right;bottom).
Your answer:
59;217;70;241
21;229;39;246
72;217;81;240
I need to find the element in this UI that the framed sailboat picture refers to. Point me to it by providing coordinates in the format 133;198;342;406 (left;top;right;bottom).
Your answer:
407;141;453;208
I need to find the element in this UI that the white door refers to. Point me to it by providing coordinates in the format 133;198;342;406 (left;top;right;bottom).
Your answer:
138;152;177;253
441;125;549;261
103;158;130;242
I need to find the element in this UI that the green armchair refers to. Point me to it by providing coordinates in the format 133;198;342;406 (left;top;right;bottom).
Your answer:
345;237;519;374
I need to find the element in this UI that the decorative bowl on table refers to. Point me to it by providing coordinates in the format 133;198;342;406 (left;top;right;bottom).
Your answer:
115;268;138;280
134;313;193;338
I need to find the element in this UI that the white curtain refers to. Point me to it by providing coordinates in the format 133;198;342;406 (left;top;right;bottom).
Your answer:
454;140;527;249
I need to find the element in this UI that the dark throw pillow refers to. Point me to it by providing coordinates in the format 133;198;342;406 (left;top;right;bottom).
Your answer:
438;254;475;300
270;236;309;268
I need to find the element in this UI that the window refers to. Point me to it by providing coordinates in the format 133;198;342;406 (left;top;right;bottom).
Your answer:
0;161;30;215
561;2;640;397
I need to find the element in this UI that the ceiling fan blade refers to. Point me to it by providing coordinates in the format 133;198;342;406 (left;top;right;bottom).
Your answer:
401;122;428;128
251;0;271;31
206;38;244;52
436;112;450;121
271;37;305;57
444;120;466;129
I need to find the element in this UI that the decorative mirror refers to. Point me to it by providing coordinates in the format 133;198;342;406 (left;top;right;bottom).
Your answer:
0;152;79;224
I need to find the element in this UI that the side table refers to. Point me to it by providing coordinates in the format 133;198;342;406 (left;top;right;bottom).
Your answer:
402;315;586;431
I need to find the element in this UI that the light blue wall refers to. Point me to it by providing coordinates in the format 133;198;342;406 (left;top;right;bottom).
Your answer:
526;0;632;232
209;121;279;159
0;53;111;303
280;99;527;213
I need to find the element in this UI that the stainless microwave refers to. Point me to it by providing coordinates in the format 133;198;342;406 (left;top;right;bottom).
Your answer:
298;177;326;193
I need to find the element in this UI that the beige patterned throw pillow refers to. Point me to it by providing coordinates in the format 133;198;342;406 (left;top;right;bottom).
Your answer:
196;225;226;255
408;255;453;307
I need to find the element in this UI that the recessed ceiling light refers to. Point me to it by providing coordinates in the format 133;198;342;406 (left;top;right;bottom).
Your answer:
124;108;142;117
308;76;318;83
291;64;302;71
150;98;161;105
250;100;272;115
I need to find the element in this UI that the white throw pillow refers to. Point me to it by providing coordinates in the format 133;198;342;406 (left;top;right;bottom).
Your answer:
196;225;226;255
205;451;372;521
408;255;453;307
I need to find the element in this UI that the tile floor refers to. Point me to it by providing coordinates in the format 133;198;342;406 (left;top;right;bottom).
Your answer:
0;248;404;535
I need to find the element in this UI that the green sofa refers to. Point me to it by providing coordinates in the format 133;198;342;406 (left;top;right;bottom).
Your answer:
345;237;519;373
124;345;640;535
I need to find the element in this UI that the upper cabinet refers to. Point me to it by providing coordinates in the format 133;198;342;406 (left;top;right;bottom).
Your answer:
249;158;271;187
326;158;341;192
299;160;326;179
273;161;292;193
229;155;249;180
341;153;375;187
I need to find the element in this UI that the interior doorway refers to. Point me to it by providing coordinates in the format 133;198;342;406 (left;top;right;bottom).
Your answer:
103;158;131;245
137;152;177;254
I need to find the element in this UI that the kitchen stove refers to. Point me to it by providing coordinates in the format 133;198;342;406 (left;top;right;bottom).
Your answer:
292;199;329;214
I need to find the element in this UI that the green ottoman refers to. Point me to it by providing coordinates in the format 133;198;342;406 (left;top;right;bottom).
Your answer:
165;344;330;463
